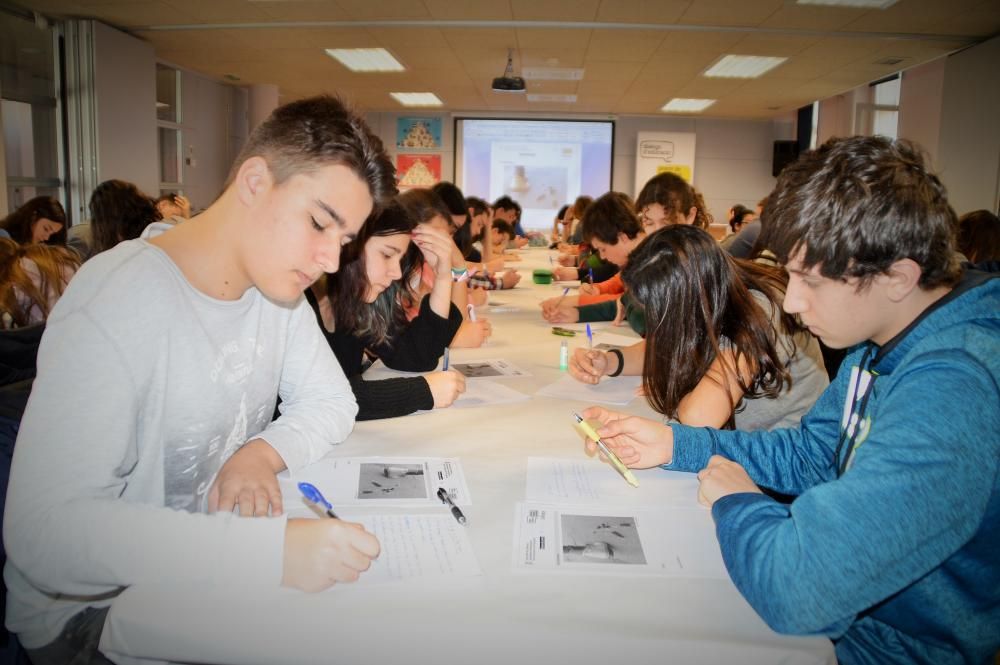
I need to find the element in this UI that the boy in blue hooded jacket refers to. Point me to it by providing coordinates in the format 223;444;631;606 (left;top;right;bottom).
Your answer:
581;135;999;665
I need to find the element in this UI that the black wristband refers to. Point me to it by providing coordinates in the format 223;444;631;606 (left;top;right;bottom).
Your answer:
607;348;625;377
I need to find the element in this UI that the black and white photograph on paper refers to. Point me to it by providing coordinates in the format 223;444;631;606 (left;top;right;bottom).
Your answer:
449;358;529;379
559;513;647;565
357;462;428;500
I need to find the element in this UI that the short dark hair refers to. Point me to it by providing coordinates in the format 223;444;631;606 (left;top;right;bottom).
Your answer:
957;209;1000;264
430;182;466;217
227;95;396;214
635;173;711;229
760;136;961;290
466;197;490;217
1;196;67;245
580;192;642;245
88;180;161;254
492;219;515;239
492;195;518;213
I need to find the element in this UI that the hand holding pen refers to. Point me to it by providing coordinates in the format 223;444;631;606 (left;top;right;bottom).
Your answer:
578;406;675;470
573;412;639;487
283;483;381;591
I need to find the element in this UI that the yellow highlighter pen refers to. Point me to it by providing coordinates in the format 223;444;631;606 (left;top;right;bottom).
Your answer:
572;412;640;488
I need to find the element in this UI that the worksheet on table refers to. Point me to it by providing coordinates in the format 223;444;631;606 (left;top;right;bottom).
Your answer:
284;456;471;508
512;501;726;579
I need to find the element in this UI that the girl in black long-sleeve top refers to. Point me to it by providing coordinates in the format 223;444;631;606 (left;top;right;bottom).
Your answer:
308;192;466;420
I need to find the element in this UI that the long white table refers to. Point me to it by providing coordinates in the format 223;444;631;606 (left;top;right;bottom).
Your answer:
100;248;835;665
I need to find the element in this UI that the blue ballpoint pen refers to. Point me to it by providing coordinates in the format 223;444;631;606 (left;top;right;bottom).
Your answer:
588;267;595;284
586;323;593;348
298;482;339;519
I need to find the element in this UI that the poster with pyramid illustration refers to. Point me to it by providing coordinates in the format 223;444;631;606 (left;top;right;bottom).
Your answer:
397;154;441;190
396;117;442;149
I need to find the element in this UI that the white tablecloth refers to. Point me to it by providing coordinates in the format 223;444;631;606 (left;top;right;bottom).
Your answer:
100;248;835;665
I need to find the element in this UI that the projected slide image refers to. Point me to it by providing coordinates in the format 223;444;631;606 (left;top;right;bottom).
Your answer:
502;165;568;210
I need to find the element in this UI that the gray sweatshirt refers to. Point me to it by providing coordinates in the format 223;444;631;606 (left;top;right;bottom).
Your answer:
4;240;358;648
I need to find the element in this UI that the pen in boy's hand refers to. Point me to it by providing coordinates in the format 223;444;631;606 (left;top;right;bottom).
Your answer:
443;347;450;370
298;482;339;519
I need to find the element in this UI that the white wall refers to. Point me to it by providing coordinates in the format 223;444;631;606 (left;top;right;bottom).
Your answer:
937;35;1000;215
364;110;791;229
177;69;248;211
93;21;158;195
897;58;945;169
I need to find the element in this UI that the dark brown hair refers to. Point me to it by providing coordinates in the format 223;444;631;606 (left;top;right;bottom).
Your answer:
622;225;791;421
227;95;396;214
327;198;423;346
88;180;161;255
760;135;961;290
957;209;1000;264
1;196;67;245
580;192;642;245
635;173;712;229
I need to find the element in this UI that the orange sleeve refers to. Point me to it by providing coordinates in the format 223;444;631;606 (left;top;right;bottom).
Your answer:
596;273;624;296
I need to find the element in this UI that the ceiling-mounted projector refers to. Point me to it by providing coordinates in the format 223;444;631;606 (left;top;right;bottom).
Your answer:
492;48;525;93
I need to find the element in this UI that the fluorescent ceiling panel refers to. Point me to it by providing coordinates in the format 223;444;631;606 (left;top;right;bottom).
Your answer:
390;92;443;107
526;94;577;102
522;67;585;81
704;55;787;78
325;48;404;72
660;98;716;112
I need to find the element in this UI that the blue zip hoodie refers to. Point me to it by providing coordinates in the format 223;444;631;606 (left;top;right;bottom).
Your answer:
666;270;1000;665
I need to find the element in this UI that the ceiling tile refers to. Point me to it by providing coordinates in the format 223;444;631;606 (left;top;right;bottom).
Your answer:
678;0;785;27
160;0;272;23
510;0;601;22
586;28;666;61
367;27;447;48
515;28;590;51
759;5;866;31
252;1;352;22
422;0;513;20
580;60;643;82
595;0;689;24
333;0;432;20
729;33;820;57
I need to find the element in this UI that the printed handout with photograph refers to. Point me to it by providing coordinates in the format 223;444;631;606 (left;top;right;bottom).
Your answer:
450;358;529;379
526;457;699;508
285;457;471;508
351;514;482;585
512;502;727;579
535;373;642;406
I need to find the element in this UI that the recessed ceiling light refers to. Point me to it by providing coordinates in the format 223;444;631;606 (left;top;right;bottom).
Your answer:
796;0;898;8
660;98;716;113
527;94;578;103
522;67;585;81
390;92;443;107
325;48;404;72
704;55;787;79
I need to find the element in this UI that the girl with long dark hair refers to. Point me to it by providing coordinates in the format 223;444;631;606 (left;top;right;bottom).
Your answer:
570;225;827;430
308;193;467;420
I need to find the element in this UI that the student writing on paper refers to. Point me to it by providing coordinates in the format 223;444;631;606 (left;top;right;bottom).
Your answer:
571;225;828;431
580;136;1000;665
4;96;394;660
310;194;468;420
542;193;646;330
